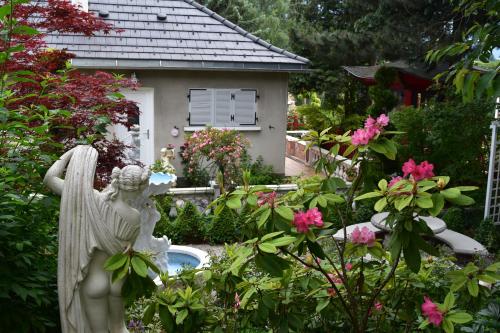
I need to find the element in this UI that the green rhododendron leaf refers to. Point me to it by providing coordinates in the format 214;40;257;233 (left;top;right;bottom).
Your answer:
467;279;479;297
247;194;258;206
446;194;475;206
316;298;330;313
275;206;294;221
255;253;290;277
104;253;128;271
261;231;284;242
374;197;387;212
268;236;296;247
307;240;326;259
309;197;318;208
442;318;454;333
378;179;388;191
447;312;473;324
418;319;430;329
454;186;478;192
258;243;278;254
403;240;421;273
416;196;433;209
323;193;345;204
112;259;130;283
240;287;257;309
131;256;148;278
317;196;327;208
441;188;461;199
226;196;242;209
395;195;413;211
258;208;271;229
429;193;445;216
354;191;382;201
443;292;455;310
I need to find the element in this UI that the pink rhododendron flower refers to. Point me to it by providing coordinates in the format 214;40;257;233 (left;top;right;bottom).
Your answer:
388;176;404;188
257;191;277;207
292;208;324;233
350;226;376;247
293;211;310;233
351;128;372;146
421;296;443;326
345;262;353;271
402;159;435;181
376;114;390;127
374;301;383;311
351;114;390;146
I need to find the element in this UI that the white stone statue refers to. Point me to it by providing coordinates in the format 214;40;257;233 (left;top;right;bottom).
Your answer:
44;145;150;333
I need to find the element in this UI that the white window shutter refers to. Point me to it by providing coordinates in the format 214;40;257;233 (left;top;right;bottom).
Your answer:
214;90;232;126
234;90;256;125
189;89;213;126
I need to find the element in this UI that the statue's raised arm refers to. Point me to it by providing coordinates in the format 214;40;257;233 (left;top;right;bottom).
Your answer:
44;145;150;333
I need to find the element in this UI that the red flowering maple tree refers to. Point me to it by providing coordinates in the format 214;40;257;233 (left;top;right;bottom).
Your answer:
1;0;139;186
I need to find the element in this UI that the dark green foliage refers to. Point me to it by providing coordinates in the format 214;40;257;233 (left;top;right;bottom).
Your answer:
153;195;174;238
0;188;60;332
366;66;400;117
390;99;494;187
199;0;291;48
443;207;467;234
354;203;376;225
240;153;284;185
476;219;500;254
289;0;460;104
206;207;238;244
168;202;205;244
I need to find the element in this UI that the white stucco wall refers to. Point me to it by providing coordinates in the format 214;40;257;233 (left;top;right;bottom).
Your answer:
131;70;289;175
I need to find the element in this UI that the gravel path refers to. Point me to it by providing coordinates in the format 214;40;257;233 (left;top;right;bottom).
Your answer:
187;244;226;257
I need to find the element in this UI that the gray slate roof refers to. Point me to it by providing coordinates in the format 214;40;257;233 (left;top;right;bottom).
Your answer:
46;0;309;72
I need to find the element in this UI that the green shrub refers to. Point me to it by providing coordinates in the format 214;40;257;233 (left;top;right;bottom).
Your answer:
240;153;284;185
154;200;205;244
207;207;238;244
476;218;500;254
443;207;467;234
390;99;493;187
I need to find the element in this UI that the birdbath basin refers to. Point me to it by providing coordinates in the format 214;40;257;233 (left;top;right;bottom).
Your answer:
153;245;209;286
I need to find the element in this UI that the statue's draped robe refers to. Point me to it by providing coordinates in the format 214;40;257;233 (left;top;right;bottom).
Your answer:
58;146;139;333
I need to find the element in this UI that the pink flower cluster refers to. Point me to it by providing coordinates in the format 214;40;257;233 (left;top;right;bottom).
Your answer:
292;208;323;233
388;176;404;188
421;296;443;326
257;191;277;207
350;226;376;247
351;114;390;146
402;159;435;181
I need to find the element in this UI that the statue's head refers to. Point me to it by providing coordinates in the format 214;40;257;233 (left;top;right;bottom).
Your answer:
104;165;151;201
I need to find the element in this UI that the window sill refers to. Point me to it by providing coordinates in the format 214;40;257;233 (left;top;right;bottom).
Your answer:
184;126;261;132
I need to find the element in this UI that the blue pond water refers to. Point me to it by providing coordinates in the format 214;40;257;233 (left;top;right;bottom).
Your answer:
150;172;175;185
166;252;200;276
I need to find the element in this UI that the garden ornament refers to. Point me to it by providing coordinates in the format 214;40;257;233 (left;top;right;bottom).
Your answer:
44;145;150;333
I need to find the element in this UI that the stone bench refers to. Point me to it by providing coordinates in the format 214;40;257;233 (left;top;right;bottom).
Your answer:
434;229;488;255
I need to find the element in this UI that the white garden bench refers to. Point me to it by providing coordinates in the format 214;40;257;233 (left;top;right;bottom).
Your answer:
332;213;488;256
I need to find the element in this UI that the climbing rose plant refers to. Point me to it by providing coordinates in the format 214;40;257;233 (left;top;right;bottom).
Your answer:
181;128;249;190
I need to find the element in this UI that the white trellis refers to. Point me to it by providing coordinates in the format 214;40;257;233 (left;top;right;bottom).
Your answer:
484;97;500;224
